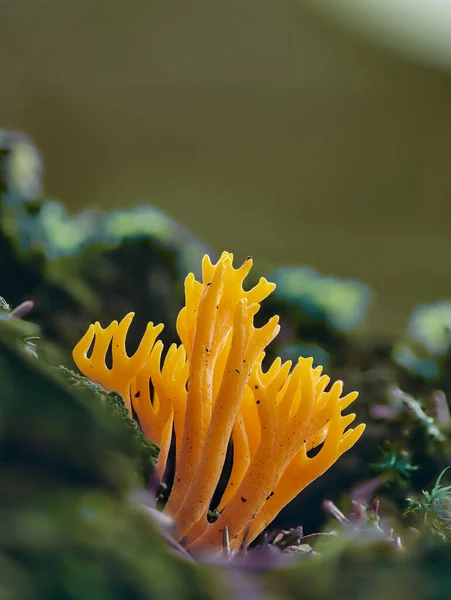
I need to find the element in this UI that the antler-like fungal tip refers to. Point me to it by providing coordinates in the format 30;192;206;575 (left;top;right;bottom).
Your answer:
341;412;357;428
120;312;135;325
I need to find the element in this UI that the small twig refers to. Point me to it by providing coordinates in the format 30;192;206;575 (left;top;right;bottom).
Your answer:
9;300;34;319
433;390;450;425
240;524;251;552
392;535;404;551
323;500;350;525
299;531;338;543
223;525;231;559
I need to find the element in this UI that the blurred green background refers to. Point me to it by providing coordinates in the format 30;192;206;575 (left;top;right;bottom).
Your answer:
1;0;450;335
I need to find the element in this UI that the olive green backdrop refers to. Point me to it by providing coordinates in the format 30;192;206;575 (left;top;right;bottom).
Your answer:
1;0;450;334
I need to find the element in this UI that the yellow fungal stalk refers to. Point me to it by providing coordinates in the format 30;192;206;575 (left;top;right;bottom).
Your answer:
73;251;365;554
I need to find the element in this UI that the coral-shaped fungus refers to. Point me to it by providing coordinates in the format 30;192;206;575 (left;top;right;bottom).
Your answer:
73;252;365;554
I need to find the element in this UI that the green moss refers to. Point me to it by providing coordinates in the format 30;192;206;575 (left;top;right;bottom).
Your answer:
59;367;160;482
0;318;220;600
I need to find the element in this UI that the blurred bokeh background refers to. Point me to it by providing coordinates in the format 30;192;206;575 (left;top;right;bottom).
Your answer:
1;0;451;336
